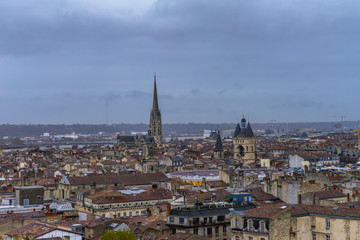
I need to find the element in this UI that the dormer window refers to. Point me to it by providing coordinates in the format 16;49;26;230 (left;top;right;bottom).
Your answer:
260;221;266;232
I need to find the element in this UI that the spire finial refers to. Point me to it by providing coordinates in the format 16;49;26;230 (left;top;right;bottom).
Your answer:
153;73;159;110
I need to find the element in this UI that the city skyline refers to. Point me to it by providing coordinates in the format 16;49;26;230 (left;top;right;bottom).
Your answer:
0;0;360;124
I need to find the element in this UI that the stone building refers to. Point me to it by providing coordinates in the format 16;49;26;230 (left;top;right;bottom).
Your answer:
264;175;322;204
219;169;258;189
77;188;172;219
233;117;255;167
149;74;162;146
230;203;291;240
291;204;360;240
167;205;255;240
300;190;348;206
15;186;44;206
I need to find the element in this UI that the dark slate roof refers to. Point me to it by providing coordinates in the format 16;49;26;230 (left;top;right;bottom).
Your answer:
169;206;255;218
234;123;241;137
117;135;136;142
171;156;182;162
65;172;168;186
245;122;254;137
214;131;223;152
234;120;254;138
300;132;309;139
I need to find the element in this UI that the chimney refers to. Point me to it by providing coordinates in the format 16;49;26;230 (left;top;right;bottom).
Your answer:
167;203;171;214
202;178;206;190
312;193;316;205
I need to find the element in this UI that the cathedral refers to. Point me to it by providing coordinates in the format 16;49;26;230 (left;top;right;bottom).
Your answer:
149;74;162;146
141;74;163;173
233;116;255;167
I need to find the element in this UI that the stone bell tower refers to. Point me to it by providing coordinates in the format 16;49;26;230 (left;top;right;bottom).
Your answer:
233;117;255;167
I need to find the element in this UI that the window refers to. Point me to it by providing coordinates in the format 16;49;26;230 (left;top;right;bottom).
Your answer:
326;219;331;230
123;212;127;217
248;220;253;231
326;235;331;240
215;226;219;234
129;212;132;217
118;213;121;217
223;225;226;233
260;221;266;232
194;228;198;235
209;217;213;223
217;215;225;221
136;211;139;216
179;218;184;224
171;228;176;235
312;234;316;240
235;219;240;228
23;199;29;206
169;217;174;222
235;237;240;240
248;237;253;240
207;227;212;236
193;218;200;224
312;217;316;227
260;238;265;240
204;217;208;224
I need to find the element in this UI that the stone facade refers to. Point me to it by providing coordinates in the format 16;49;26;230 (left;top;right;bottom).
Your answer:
15;186;44;206
233;117;255;167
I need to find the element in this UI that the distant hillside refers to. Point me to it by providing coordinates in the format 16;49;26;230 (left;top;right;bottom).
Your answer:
0;121;359;137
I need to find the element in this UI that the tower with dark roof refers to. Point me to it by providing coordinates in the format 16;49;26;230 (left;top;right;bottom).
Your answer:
149;74;162;146
214;131;224;159
233;116;255;167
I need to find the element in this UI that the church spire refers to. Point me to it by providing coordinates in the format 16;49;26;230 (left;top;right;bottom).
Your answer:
150;73;162;146
153;73;159;110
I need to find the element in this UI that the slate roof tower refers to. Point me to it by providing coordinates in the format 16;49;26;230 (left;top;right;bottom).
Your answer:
214;131;224;159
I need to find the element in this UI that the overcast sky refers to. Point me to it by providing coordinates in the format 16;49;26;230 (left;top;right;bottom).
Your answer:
0;0;359;124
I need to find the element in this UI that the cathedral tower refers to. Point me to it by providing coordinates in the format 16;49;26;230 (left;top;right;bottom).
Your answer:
149;74;162;146
233;117;255;167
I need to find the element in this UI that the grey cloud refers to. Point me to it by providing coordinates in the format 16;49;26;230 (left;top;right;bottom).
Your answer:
0;0;360;123
189;89;200;95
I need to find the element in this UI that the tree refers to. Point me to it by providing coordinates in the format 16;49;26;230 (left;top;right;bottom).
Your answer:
101;229;136;240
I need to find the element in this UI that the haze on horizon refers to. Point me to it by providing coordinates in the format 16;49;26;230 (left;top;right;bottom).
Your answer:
0;0;359;125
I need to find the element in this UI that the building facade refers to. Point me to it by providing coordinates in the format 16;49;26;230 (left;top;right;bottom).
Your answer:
233;117;255;167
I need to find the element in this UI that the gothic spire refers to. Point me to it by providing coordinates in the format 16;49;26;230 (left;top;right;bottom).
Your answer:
214;131;223;152
234;123;241;137
153;73;159;110
245;122;254;137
